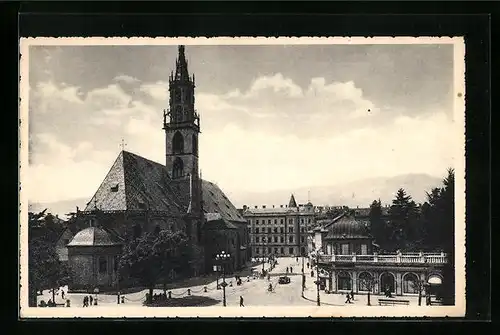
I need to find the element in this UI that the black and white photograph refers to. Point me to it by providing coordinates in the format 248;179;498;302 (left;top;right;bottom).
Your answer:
19;37;465;318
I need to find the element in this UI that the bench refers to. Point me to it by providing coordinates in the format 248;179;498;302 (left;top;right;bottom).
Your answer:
378;298;410;306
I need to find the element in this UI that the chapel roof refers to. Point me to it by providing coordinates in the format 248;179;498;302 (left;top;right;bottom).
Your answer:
325;213;372;240
67;226;122;247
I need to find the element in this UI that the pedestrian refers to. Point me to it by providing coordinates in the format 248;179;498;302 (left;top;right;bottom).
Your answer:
286;267;289;274
350;289;355;300
296;257;298;262
345;293;352;304
61;290;65;300
83;296;88;307
89;295;93;306
307;262;309;269
291;267;293;273
239;296;244;307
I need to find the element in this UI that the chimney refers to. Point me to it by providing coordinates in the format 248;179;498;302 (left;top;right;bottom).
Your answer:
254;206;257;209
280;205;283;208
272;205;275;208
263;205;266;209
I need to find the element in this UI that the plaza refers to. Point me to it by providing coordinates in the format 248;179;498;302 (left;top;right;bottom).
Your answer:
37;257;423;308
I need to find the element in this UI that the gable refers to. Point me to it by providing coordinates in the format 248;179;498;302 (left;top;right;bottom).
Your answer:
85;153;127;211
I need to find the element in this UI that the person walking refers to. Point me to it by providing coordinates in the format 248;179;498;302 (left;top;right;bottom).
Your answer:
240;296;244;307
61;290;65;300
89;295;93;306
83;296;88;307
345;293;352;304
350;289;355;301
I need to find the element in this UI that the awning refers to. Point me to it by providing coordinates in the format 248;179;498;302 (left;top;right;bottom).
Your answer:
428;276;442;285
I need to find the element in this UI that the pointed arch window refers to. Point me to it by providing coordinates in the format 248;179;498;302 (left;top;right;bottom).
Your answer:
172;131;184;154
192;134;198;155
172;157;184;179
175;105;183;122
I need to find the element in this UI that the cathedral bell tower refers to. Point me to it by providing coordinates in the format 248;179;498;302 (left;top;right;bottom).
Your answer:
163;45;200;180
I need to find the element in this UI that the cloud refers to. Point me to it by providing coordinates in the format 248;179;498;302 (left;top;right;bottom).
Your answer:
139;81;169;101
27;74;456;204
113;74;140;84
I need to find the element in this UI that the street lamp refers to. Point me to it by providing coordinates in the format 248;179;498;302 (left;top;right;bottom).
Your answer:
314;250;323;306
215;251;231;307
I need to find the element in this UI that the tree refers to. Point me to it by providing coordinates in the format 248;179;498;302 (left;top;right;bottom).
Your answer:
387;189;419;251
119;229;190;304
358;275;377;306
28;210;71;306
369;199;386;249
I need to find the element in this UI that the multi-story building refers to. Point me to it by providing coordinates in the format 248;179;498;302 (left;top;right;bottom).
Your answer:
242;195;315;258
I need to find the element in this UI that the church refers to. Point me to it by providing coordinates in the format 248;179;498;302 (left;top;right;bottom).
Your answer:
62;46;249;291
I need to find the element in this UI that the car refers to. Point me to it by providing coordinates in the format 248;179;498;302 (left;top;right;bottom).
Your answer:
278;276;291;284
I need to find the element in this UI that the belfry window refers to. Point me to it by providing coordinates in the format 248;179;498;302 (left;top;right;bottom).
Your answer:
172;131;184;154
192;134;198;155
172;157;184;178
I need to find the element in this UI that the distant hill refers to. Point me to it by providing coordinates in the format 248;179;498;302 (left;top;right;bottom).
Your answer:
229;173;443;209
28;173;443;217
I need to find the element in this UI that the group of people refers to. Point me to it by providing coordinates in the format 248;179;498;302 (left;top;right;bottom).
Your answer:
286;267;294;274
344;290;355;303
82;295;96;307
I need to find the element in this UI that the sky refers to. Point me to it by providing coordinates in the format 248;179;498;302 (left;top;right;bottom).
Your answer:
25;42;458;205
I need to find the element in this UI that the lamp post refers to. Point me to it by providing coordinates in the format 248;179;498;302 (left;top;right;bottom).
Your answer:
215;251;231;307
315;250;323;306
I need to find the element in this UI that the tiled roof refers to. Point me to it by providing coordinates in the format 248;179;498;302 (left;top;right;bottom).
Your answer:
204;216;238;230
202;180;246;223
67;227;122;247
83;151;245;224
325;214;371;240
244;207;296;215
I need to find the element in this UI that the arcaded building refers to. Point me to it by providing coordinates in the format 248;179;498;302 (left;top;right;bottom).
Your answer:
242;195;315;258
310;212;447;296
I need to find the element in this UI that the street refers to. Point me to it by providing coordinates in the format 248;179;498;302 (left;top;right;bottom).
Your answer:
37;257;420;308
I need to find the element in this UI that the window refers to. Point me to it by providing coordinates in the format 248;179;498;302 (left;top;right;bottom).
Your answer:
274;227;278;233
361;244;368;255
256;219;259;224
403;273;420;294
274;236;278;243
280;227;284;233
289;247;294;254
99;257;107;274
262;236;266;243
172;157;184;178
289;227;293;233
301;228;305;233
300;247;305;255
280;247;284;254
308;219;311;223
172;131;184;154
301;219;304;224
267;228;271;234
358;272;373;291
268;219;271;224
341;243;349;255
289;236;293;243
110;184;119;192
280;237;284;243
255;237;259;243
256;248;259;254
301;236;305;243
268;247;271;253
280;219;284;224
255;228;259;233
337;272;352;291
274;247;278;254
288;219;293;224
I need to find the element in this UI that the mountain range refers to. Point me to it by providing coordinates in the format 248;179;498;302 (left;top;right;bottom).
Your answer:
28;173;443;218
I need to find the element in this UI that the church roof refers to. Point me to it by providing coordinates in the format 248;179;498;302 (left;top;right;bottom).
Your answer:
288;194;298;208
84;150;245;223
67;227;122;247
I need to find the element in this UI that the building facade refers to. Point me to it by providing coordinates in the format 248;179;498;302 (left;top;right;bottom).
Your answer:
310;212;447;297
242;195;315;258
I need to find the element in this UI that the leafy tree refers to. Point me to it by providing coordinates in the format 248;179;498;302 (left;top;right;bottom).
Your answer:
119;229;190;304
358;275;377;306
28;210;71;306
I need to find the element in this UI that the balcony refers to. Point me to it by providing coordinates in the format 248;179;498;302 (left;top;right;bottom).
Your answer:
317;252;448;265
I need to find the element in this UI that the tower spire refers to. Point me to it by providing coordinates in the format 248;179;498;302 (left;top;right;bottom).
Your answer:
175;45;190;81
